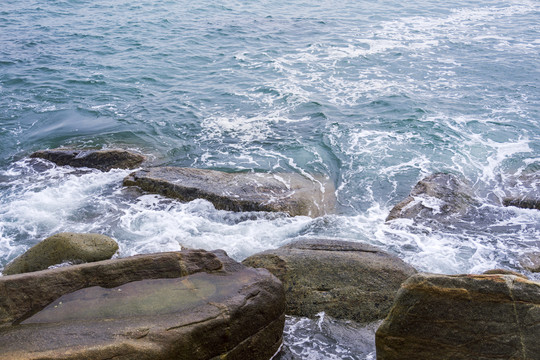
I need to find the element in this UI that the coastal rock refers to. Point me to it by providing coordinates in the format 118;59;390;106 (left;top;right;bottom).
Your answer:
502;172;539;210
483;268;528;279
0;250;222;327
376;273;540;360
123;167;335;217
386;172;475;222
242;238;416;322
30;148;145;171
0;250;285;359
3;232;118;275
520;252;540;272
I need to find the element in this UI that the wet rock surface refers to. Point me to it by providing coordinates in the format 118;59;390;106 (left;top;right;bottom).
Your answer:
0;249;285;359
502;172;539;210
242;238;416;322
0;250;222;327
123;167;335;217
30;148;145;171
386;172;476;222
3;232;118;275
520;252;540;272
376;273;540;360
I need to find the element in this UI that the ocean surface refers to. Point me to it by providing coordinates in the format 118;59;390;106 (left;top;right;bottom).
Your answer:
1;0;539;358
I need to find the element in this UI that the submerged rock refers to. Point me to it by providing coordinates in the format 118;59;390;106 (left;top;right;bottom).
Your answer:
0;249;285;359
520;252;540;272
242;238;416;322
376;273;540;360
123;167;335;217
3;232;118;275
30;148;145;171
502;172;539;210
386;172;475;222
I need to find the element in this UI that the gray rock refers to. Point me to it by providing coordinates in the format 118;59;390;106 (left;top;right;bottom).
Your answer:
520;252;540;272
123;167;335;217
376;273;540;360
0;249;285;360
3;232;119;275
386;172;475;222
502;172;539;210
242;238;416;322
31;148;145;171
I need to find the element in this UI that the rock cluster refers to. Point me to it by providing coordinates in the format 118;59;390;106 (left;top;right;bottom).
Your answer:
0;250;285;359
3;232;118;275
16;153;538;359
243;238;416;322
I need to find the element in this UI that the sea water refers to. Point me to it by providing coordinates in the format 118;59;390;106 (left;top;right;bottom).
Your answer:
1;0;539;358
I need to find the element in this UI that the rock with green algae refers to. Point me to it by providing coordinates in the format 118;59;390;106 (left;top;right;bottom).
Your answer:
242;238;416;322
0;249;285;360
376;273;540;360
123;167;336;217
30;148;145;171
3;232;119;275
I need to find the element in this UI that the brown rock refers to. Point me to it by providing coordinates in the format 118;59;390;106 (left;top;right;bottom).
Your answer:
30;149;145;171
123;167;335;217
0;250;222;327
242;238;416;322
483;268;528;279
0;250;285;360
3;232;119;275
376;273;540;360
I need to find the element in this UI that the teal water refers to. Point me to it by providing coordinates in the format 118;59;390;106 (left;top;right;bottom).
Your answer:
1;0;539;358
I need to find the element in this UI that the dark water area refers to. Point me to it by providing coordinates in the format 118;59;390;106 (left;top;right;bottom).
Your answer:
1;0;539;358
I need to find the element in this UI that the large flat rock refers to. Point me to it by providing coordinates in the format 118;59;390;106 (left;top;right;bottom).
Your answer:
0;250;222;327
376;273;540;360
0;250;285;360
0;269;284;360
242;238;416;322
123;167;335;217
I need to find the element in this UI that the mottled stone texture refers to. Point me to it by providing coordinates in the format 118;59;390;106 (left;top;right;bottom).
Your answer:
243;238;416;322
0;250;285;360
123;167;335;217
3;232;118;275
376;273;540;360
31;149;145;171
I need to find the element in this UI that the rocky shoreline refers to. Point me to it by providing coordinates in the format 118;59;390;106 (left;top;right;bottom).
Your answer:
1;149;539;359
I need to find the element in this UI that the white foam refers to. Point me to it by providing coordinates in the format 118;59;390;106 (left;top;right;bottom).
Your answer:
118;195;314;260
